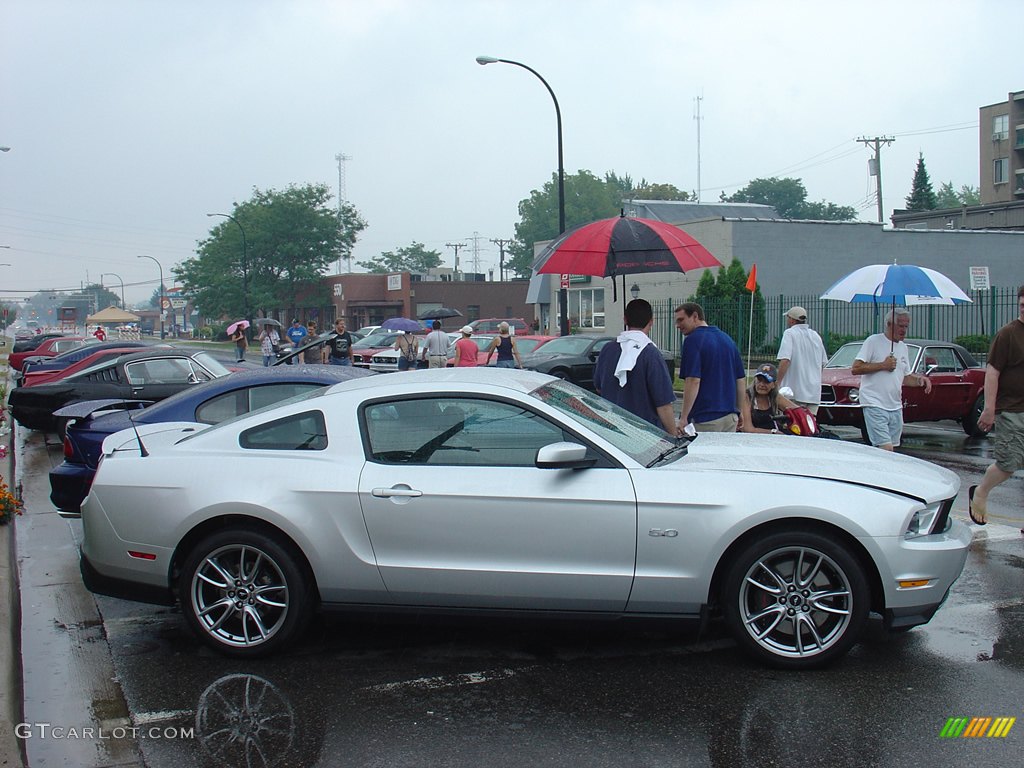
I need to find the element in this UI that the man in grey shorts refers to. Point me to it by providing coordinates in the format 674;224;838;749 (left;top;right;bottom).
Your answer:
851;308;932;450
969;284;1024;526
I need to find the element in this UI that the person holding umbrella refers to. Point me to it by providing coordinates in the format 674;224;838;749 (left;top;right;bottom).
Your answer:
258;320;284;367
228;321;249;363
851;308;932;451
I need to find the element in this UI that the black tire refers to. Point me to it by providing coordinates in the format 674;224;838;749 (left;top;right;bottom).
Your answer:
179;528;313;657
549;368;570;381
722;530;870;669
858;421;871;444
962;393;987;438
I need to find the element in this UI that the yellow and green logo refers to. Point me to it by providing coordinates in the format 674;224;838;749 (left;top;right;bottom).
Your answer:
940;717;1015;738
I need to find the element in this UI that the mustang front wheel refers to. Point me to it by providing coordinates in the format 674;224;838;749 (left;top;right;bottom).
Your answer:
179;529;312;656
722;531;869;669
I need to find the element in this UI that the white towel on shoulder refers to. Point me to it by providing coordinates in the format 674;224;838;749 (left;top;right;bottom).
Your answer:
614;330;652;387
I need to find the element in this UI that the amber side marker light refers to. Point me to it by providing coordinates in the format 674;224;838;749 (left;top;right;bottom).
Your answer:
898;579;930;588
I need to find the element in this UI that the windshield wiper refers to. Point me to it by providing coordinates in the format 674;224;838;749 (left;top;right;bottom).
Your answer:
647;437;690;467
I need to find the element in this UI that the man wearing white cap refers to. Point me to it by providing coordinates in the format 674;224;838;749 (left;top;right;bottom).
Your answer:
776;306;828;415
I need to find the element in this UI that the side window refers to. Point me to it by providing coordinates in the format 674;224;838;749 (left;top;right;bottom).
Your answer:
364;397;567;466
195;390;246;424
240;410;328;451
920;347;960;374
146;358;195;383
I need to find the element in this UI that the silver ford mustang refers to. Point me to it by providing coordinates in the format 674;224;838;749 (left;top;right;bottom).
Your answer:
79;368;971;668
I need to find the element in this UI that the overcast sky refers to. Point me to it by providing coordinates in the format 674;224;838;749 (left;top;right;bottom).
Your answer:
0;0;1013;306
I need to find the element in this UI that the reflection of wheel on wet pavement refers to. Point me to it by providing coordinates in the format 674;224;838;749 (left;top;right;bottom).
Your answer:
722;530;869;669
196;673;295;768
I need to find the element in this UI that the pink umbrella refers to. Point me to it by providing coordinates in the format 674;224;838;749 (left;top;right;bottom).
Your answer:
226;319;250;336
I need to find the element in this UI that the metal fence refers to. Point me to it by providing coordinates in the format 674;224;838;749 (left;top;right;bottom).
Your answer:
649;286;1021;365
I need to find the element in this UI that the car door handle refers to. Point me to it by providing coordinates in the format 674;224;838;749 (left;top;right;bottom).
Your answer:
371;486;423;498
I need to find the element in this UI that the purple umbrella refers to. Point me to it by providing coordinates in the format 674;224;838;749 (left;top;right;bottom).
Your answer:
380;317;422;332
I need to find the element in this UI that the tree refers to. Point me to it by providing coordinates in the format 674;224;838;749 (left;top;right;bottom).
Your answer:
691;259;765;349
176;183;366;320
356;242;442;274
724;177;856;220
629;180;693;201
935;182;981;209
905;153;938;211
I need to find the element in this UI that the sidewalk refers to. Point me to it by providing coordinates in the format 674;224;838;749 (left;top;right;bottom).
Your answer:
1;344;25;767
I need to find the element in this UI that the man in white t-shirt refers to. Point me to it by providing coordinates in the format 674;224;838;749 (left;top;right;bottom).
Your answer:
423;320;451;368
851;309;932;450
776;306;828;414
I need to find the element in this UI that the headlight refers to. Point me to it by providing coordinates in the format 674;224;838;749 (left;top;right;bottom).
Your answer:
848;387;859;403
906;502;942;538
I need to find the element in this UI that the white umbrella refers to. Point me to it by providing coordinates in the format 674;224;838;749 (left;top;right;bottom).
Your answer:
821;264;972;306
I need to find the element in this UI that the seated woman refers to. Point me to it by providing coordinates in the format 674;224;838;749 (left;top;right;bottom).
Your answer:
741;363;797;434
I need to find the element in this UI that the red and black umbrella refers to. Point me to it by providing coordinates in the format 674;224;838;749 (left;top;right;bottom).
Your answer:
533;214;722;283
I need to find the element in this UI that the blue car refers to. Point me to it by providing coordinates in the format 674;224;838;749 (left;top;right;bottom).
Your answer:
49;365;373;514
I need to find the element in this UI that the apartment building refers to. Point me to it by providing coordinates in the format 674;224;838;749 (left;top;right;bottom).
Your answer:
979;89;1024;203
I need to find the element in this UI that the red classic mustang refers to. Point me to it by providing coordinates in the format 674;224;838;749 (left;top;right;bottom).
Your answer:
818;339;987;439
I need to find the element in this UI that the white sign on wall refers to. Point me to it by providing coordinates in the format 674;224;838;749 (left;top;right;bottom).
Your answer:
387;274;402;291
969;266;990;291
333;283;344;297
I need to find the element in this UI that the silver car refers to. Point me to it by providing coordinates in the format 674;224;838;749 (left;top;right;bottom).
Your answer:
79;369;971;668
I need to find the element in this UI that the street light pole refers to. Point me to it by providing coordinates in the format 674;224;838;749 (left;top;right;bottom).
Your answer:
206;212;250;330
101;272;125;309
136;255;165;339
476;55;569;336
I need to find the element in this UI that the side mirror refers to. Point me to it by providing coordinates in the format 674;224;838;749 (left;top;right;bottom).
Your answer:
536;442;597;470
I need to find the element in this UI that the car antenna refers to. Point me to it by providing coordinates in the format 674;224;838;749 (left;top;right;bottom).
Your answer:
122;396;148;457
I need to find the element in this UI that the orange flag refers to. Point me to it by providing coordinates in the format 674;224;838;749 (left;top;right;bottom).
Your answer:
745;264;757;292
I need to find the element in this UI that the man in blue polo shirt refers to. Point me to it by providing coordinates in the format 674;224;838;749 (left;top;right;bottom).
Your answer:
594;299;679;435
675;301;745;432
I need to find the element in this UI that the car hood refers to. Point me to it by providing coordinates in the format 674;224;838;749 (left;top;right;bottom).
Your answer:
822;367;860;386
673;432;958;502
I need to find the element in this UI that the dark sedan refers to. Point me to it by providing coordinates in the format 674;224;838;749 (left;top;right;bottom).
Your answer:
8;349;231;433
520;334;674;390
49;365;374;514
818;339;987;438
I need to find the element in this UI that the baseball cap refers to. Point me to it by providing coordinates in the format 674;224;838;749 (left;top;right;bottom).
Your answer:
784;306;807;321
459;325;474;335
755;363;777;382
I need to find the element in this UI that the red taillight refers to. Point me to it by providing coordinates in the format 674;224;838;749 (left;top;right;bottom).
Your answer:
127;551;157;561
63;435;75;460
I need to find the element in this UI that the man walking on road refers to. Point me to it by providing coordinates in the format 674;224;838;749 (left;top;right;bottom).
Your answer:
852;308;932;451
595;299;679;435
968;284;1024;526
424;321;451;368
675;302;745;432
776;305;828;414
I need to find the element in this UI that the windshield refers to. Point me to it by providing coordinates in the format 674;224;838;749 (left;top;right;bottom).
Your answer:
530;379;677;465
827;342;922;369
193;351;232;377
529;336;596;356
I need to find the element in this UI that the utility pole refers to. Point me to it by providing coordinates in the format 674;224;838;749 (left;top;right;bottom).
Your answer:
857;136;894;224
490;238;513;281
446;242;467;279
335;151;352;273
694;94;703;203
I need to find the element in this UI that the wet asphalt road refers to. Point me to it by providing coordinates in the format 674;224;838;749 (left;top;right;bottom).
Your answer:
12;422;1024;768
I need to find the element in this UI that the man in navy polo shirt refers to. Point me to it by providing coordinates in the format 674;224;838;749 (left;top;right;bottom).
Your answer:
675;302;745;432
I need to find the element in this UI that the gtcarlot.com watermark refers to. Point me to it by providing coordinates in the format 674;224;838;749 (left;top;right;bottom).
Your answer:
15;722;194;740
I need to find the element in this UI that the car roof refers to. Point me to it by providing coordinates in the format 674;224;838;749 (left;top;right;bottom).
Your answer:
322;366;553;396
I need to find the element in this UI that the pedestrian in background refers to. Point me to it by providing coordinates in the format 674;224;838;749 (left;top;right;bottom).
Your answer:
741;363;797;434
285;319;308;366
675;302;745;432
852;308;931;450
776;305;828;414
230;326;248;363
303;323;320;364
258;322;283;367
322;318;353;366
395;330;420;371
484;321;522;368
453;325;479;367
969;284;1024;526
424;320;450;368
595;299;678;435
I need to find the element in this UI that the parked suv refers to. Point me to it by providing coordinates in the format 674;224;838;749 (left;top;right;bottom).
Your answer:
468;318;529;334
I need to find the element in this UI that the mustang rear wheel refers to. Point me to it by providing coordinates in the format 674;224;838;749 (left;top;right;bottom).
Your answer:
962;393;987;438
179;529;312;657
722;531;869;669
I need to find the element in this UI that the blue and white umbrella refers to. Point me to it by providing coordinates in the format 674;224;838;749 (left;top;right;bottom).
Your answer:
821;263;972;306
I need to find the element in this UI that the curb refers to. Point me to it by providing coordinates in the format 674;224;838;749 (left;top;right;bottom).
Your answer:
1;353;26;767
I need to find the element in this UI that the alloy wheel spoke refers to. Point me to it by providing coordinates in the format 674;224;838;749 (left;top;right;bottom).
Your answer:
746;606;786;640
242;605;271;644
199;558;233;588
794;612;826;653
796;550;825;589
809;588;852;615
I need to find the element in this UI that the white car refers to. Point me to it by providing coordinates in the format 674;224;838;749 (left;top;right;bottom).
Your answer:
80;369;970;668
